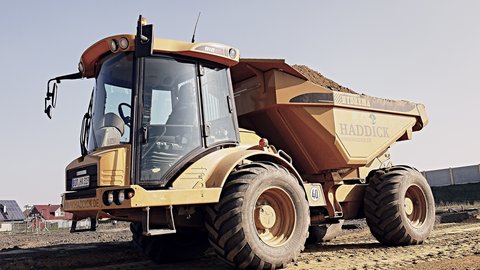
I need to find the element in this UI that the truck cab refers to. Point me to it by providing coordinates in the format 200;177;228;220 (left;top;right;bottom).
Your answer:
82;43;239;188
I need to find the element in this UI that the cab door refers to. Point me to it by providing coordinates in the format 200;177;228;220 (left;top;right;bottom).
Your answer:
139;56;202;185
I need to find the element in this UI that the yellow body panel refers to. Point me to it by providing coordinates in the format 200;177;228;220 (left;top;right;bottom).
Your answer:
66;145;131;187
335;184;366;202
172;146;252;189
239;128;262;145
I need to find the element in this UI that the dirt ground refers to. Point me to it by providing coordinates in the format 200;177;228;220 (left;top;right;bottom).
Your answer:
1;217;479;270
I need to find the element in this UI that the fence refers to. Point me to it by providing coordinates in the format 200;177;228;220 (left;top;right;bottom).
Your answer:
423;164;480;187
0;219;91;234
423;164;480;205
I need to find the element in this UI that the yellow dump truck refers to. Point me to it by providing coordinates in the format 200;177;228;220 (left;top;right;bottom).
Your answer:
44;17;434;269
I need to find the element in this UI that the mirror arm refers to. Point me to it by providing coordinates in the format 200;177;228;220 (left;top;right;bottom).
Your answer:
54;72;82;81
44;72;83;119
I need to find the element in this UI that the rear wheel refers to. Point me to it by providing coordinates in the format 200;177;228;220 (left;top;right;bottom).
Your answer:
130;223;209;262
364;166;435;245
205;162;310;269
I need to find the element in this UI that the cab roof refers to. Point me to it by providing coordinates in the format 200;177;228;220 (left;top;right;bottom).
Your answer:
79;34;240;78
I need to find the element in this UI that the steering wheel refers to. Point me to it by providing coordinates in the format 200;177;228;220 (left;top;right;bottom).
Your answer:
118;103;132;128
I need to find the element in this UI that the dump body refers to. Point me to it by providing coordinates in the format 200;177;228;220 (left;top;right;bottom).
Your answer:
231;59;428;176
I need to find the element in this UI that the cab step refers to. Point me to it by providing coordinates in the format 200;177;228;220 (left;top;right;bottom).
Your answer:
142;205;176;236
70;217;97;233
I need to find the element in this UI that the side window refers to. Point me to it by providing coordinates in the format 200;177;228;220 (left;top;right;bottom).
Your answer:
201;66;237;146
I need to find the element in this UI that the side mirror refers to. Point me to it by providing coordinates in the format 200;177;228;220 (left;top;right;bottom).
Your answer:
44;72;81;119
45;105;53;119
44;81;58;119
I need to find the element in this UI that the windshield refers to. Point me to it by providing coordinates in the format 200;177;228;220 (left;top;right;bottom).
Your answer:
87;53;133;152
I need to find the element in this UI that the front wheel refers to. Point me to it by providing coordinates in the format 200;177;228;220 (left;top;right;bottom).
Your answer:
205;162;310;269
364;166;435;245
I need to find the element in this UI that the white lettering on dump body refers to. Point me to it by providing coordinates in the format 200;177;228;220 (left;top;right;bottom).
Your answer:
338;124;390;138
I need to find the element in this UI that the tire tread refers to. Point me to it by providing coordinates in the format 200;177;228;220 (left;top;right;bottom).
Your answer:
364;166;434;246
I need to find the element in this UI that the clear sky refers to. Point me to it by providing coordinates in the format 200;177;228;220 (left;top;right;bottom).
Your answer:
1;1;479;209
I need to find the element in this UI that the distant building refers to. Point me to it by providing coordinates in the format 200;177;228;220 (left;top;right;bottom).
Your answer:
29;204;73;220
0;200;25;232
29;204;73;229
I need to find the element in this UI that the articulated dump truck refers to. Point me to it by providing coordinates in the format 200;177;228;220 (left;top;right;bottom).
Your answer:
44;17;434;269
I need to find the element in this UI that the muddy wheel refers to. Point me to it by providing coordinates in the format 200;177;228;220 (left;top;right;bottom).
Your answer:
364;165;435;245
130;223;209;262
205;162;310;269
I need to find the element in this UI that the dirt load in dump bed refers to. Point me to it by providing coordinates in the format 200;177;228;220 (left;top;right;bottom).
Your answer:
292;64;357;94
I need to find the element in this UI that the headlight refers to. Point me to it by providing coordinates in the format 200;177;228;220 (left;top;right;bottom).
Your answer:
229;48;237;59
109;39;119;52
104;191;114;206
115;190;125;205
119;37;129;50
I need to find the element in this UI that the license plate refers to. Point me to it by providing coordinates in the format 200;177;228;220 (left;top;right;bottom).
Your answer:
72;175;90;189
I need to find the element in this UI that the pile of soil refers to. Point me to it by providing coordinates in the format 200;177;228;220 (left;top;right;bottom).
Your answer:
292;64;357;94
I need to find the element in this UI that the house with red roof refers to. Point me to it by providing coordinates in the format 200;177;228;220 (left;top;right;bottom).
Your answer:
29;204;73;220
28;204;73;229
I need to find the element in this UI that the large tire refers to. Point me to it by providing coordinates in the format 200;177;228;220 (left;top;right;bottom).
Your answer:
205;162;310;269
364;165;435;246
130;223;209;263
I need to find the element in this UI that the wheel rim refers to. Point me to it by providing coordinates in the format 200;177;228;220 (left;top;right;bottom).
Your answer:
404;184;428;227
254;187;296;247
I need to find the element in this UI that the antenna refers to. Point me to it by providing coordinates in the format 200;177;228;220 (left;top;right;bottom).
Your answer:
191;12;201;43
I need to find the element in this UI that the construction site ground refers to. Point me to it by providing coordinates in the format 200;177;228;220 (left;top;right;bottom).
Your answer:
1;212;479;270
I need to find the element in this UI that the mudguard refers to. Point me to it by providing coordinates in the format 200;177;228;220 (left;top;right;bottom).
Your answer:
171;145;304;191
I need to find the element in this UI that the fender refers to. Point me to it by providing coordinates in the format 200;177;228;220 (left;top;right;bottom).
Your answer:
171;145;305;194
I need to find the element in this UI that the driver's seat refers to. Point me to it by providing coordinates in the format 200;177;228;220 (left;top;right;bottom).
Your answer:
166;83;197;126
94;113;125;147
